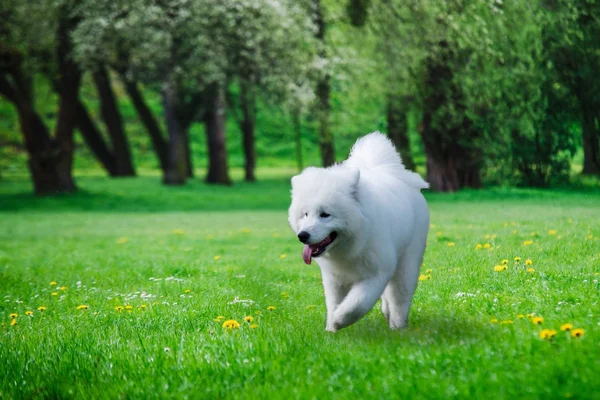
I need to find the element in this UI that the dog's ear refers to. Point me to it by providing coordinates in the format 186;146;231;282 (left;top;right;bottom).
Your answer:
291;174;300;189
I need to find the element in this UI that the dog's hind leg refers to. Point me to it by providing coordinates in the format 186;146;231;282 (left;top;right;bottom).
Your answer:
385;246;426;329
380;294;390;322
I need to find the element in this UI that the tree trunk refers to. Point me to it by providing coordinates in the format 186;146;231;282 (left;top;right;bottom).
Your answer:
75;100;117;176
50;12;82;194
240;82;256;182
184;131;194;178
0;70;66;195
162;78;188;185
293;108;304;172
387;95;415;170
314;0;335;167
580;100;600;175
93;65;135;176
421;43;482;192
204;85;232;185
120;76;168;173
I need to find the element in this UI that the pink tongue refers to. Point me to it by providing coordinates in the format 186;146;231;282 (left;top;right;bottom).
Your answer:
302;244;312;265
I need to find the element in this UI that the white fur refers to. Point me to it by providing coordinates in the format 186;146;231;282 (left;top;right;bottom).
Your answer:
288;132;430;331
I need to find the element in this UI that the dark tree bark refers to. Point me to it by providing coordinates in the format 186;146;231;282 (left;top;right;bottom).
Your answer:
314;0;335;167
204;85;232;185
421;43;482;192
184;130;194;178
240;81;256;182
162;77;188;185
579;99;600;175
0;72;62;195
52;13;82;193
387;95;415;170
93;65;135;176
120;76;169;173
75;100;117;176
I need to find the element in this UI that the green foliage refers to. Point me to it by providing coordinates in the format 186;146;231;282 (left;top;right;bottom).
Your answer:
1;176;600;398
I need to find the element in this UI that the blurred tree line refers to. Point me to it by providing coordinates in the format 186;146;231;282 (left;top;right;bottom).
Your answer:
0;0;598;195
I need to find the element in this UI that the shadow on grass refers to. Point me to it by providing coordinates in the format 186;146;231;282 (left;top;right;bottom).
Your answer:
334;312;490;345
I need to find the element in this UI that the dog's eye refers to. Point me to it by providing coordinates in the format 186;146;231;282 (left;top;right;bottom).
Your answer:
320;212;331;218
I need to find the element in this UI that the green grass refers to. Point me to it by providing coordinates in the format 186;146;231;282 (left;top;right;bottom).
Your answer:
1;172;599;399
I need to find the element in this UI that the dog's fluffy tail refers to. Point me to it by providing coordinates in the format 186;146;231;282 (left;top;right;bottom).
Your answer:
346;132;429;190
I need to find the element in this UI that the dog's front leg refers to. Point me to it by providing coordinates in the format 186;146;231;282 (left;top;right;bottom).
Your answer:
321;270;349;332
331;276;389;331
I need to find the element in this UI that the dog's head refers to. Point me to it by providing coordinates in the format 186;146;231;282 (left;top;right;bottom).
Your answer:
288;166;364;264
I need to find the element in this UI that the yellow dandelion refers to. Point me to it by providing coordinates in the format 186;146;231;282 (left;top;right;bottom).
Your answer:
525;259;533;266
571;329;585;338
514;256;521;262
244;316;254;323
77;305;88;310
280;254;287;259
494;265;507;272
447;242;455;247
501;259;509;265
418;274;432;281
490;318;499;323
184;289;191;293
37;306;47;312
250;323;259;329
25;311;34;316
51;292;58;296
485;234;490;239
172;229;184;235
116;237;128;244
539;329;557;340
281;292;289;298
523;240;533;246
125;305;133;311
425;268;433;274
483;243;491;249
475;244;483;250
436;231;442;236
560;323;573;332
222;319;241;329
242;228;251;233
527;267;535;273
500;320;513;325
213;255;221;261
139;304;147;310
59;286;67;291
10;319;17;326
517;314;525;319
267;306;276;311
115;306;124;312
548;230;557;235
214;316;225;322
9;313;18;319
531;316;544;325
50;281;57;286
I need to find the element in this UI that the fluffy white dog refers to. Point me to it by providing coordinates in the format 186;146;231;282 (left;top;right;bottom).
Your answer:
288;132;429;331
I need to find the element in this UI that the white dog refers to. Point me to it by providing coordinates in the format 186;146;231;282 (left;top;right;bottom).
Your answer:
288;132;429;331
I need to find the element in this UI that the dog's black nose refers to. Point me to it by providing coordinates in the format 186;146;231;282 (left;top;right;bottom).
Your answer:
297;231;310;243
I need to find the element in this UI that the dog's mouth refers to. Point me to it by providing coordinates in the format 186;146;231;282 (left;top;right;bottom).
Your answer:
302;232;337;265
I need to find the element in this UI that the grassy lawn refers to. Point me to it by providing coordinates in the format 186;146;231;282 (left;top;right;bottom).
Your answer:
1;172;599;399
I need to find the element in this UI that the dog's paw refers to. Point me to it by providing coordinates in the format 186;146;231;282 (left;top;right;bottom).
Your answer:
325;324;338;333
389;315;408;330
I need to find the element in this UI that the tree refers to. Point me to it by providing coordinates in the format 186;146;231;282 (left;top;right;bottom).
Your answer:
544;0;600;175
0;0;82;195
